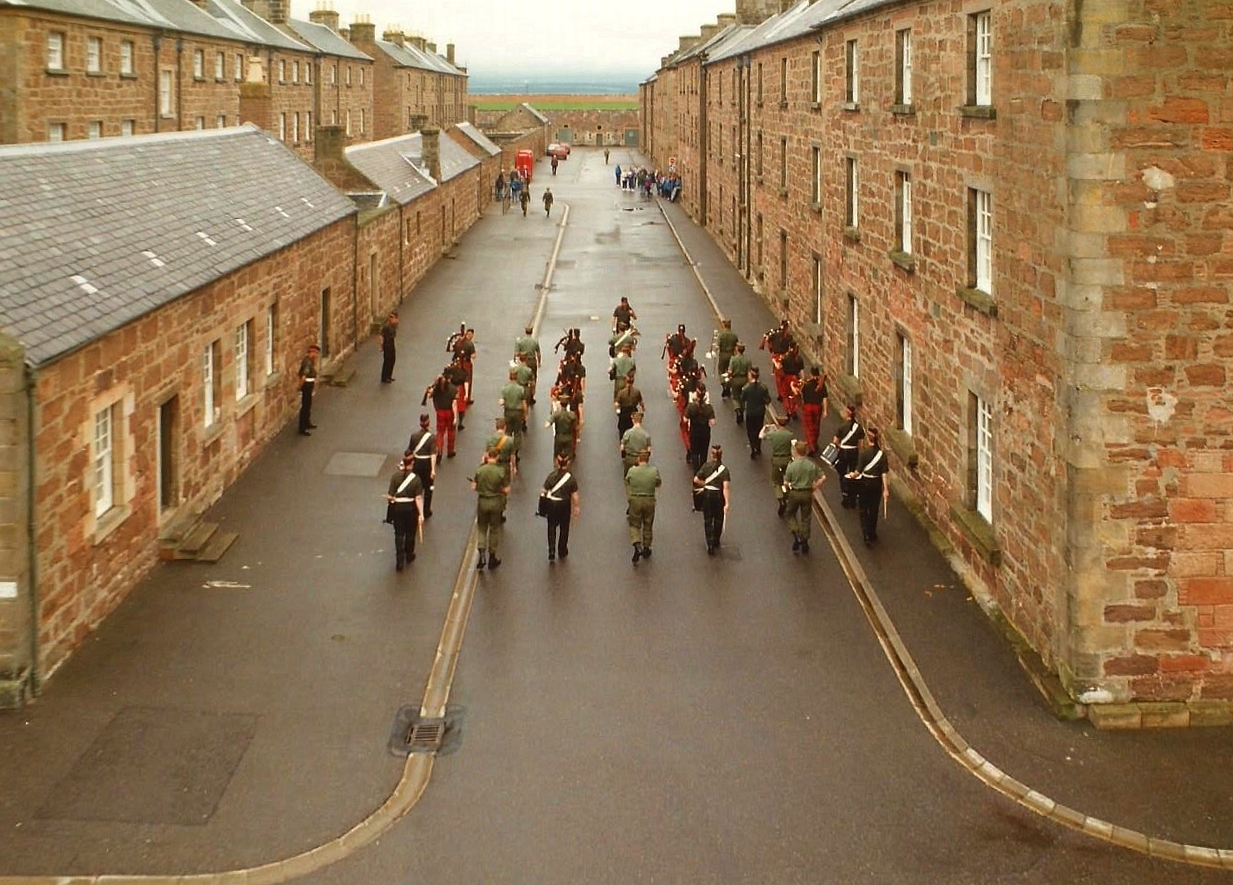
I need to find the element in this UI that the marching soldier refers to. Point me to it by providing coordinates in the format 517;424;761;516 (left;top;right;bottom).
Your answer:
540;453;580;561
500;367;528;447
683;384;716;470
513;325;541;405
715;319;739;397
423;370;458;461
833;405;866;509
612;296;637;333
727;343;751;423
850;427;890;546
471;447;509;570
448;326;476;404
384;452;424;571
800;367;829;456
760;414;795;516
779;343;805;419
546;390;579;460
614;372;644;439
487;417;518;482
619;410;652;475
405;413;437;518
625;449;662;563
783;441;827;554
610;339;636;398
693;444;731;554
741;366;773;457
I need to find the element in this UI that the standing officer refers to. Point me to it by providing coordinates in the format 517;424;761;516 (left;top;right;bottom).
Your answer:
727;343;751;422
625;449;662;563
540;453;579;561
471;447;509;570
741;366;773;457
547;393;579;460
384;452;424;571
715;319;739;397
378;312;398;384
800;367;829;456
405;413;437;518
619;410;652;475
760;413;795;516
692;443;731;554
783;441;827;554
850;427;890;546
297;343;320;435
833;405;865;509
514;325;541;405
614;372;643;439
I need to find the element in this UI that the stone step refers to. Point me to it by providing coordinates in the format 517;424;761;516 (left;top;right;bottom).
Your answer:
326;365;357;387
177;520;218;556
196;531;239;564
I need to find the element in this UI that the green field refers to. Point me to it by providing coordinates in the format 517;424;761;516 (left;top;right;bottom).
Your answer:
470;97;639;111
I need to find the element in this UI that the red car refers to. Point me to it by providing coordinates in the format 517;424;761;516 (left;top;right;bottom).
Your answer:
546;143;571;160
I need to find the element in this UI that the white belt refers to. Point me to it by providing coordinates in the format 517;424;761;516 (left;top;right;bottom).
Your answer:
391;497;417;503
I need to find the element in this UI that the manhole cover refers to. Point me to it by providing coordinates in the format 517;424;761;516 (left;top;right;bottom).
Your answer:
324;452;388;477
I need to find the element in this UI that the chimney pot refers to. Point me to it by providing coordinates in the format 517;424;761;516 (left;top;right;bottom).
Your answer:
383;28;405;47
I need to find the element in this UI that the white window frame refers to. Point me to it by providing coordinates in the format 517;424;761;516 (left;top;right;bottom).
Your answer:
851;297;860;379
47;32;64;70
278;58;286;83
359;108;365;135
901;336;914;436
292;59;299;83
87;37;102;74
304;62;312;85
88;120;102;139
812;255;824;326
291;112;299;143
235;323;250;401
359;66;364;86
217;114;226;129
265;304;277;376
121;119;134;137
93;406;115;517
304;111;312;141
898;29;913;105
279;112;287;141
47;123;65;142
195;116;205;131
810;50;821;104
216;51;225;80
203;343;217;428
193;49;204;79
345;109;351;137
120;40;134;75
976;395;993;521
975;12;992;106
159;69;173;117
811;146;821;204
900;173;913;254
235;53;244;81
845;39;859;104
974;188;993;293
846;157;859;228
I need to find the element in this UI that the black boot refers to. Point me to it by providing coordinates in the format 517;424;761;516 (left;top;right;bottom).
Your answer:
477;549;487;569
488;555;502;570
632;543;642;563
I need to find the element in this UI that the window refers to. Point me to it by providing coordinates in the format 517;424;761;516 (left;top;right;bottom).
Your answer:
847;295;860;378
47;32;64;70
971;12;992;106
845;157;859;229
265;303;278;376
278;58;286;83
88;120;102;139
292;60;299;83
304;62;311;85
330;63;337;85
779;57;787;103
345;109;351;136
812;254;824;326
971;393;994;521
217;114;226;128
279;112;286;141
120;40;134;75
778;229;788;290
235;321;252;401
47;123;65;142
216;51;225;80
779;137;787;190
845;40;859;105
811;146;821;204
896;29;913;105
897;334;913;435
810;50;821;104
159;69;173;116
195;116;205;130
359;108;365;135
359;66;364;86
756;214;763;269
304;111;312;141
203;341;221;428
346;65;352;87
193;49;204;79
93;406;116;517
971;188;993;292
756;62;763;103
87;37;102;73
235;53;244;81
291;112;298;143
121;120;134;137
756;131;763;177
331;109;338;125
896;172;913;254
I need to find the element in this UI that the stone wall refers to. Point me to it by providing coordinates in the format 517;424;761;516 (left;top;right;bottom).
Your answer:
317;55;374;146
0;334;30;707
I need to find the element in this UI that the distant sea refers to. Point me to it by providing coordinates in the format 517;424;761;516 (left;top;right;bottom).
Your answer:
469;73;642;95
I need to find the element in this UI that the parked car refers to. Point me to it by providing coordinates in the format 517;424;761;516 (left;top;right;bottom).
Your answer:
546;143;571;160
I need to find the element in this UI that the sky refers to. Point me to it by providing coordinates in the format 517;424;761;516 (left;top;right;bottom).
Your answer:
289;0;735;79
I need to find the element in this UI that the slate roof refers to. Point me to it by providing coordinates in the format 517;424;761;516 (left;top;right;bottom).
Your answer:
286;18;372;61
451;122;500;158
372;39;464;75
0;125;355;367
520;103;549;125
197;0;309;52
707;0;862;63
0;0;241;42
344;131;480;206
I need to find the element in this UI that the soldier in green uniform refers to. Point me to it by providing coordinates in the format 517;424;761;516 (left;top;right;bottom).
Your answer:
471;447;510;570
486;417;518;481
499;367;528;459
726;342;751;423
607;325;638;358
546;396;579;460
614;372;644;439
610;340;636;398
782;441;827;554
760;414;795;516
513;326;541;404
625;449;662;563
619;410;652;475
514;354;535;407
715;319;739;398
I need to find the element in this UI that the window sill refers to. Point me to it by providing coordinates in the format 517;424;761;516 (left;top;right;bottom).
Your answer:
194;75;206;82
120;72;137;80
804;321;824;343
833;373;862;406
843;226;861;243
86;70;105;78
202;420;225;446
809;101;821;111
884;427;918;469
950;502;1001;565
811;201;823;214
45;68;69;77
959;105;997;120
93;504;132;546
778;100;788;110
778;187;788;198
888;250;915;272
755;100;763;108
891;103;915;116
264;370;283;391
957;286;997;317
843;101;860;112
235;391;260;418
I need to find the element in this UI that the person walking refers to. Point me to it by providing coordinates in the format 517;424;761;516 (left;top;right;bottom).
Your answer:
471;448;509;570
783;441;827;554
540;453;579;561
693;444;731;554
614;164;622;186
500;366;529;454
833;405;865;509
384;452;424;571
760;413;795;516
514;325;541;405
612;296;637;334
604;147;610;165
800;367;829;456
405;413;437;518
683;384;716;470
727;343;751;422
850;427;890;546
297;343;320;435
715;319;738;398
550;156;559;176
779;344;805;419
614;372;643;439
741;366;773;457
423;371;458;461
543;187;554;216
378;312;398;383
546;394;579;460
620;410;652;475
610;339;636;398
519;185;531;216
486;417;518;482
625;449;662;563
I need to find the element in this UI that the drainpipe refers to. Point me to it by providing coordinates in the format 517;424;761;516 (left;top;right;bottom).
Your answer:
175;38;184;131
152;33;162;133
699;60;708;225
352;213;361;345
24;364;39;696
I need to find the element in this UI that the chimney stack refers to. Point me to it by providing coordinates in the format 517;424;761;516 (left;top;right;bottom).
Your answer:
446;43;455;64
427;41;437;54
717;13;737;27
410;35;427;52
678;35;699;53
383;27;405;47
422;126;441;182
316;125;345;162
349;18;375;44
700;24;719;41
309;5;339;31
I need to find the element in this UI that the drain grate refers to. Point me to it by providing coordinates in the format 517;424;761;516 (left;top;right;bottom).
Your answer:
405;718;446;753
387;705;457;757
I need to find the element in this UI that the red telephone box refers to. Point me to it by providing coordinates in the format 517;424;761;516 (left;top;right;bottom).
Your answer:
515;149;534;184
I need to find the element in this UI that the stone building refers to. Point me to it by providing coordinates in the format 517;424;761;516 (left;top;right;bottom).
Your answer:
449;121;504;209
0;126;357;705
292;7;374;147
642;0;1233;722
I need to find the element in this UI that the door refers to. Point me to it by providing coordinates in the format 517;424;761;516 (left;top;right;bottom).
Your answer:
158;396;179;511
624;128;639;146
320;288;331;358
